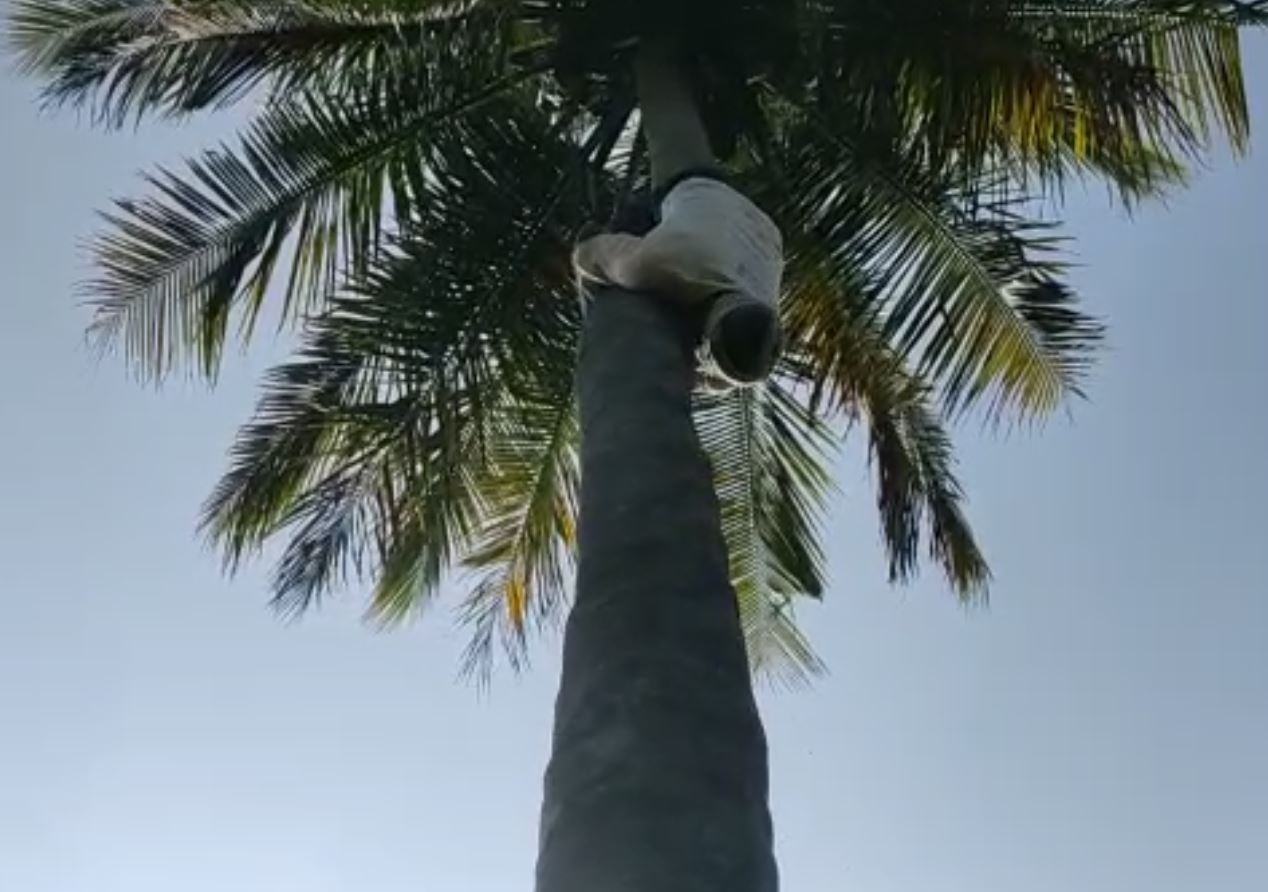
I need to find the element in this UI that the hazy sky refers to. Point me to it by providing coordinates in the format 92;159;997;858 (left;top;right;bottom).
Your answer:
2;32;1265;892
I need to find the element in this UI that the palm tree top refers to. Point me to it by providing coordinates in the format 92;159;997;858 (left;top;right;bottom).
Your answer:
9;0;1265;681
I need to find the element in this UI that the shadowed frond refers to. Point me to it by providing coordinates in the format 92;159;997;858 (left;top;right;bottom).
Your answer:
864;382;990;599
695;379;834;687
1013;0;1268;122
8;0;514;123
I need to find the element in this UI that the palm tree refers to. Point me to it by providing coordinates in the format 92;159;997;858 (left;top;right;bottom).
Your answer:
10;1;1265;888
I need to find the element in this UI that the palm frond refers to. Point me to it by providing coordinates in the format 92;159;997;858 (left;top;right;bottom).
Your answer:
201;260;499;617
863;381;990;597
203;101;589;637
8;0;513;123
694;379;834;687
802;0;1267;194
767;104;1104;420
1014;0;1268;152
87;47;553;380
1014;0;1263;156
458;385;579;684
780;247;990;597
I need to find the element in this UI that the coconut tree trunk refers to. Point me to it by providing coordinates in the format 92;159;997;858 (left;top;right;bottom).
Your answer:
534;38;777;891
533;284;778;892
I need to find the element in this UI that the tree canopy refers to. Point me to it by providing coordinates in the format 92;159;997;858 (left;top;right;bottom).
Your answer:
11;0;1265;680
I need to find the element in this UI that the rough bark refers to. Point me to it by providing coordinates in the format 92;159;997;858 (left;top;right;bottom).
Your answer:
534;287;778;892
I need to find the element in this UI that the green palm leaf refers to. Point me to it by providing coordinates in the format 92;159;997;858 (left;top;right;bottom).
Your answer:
87;57;551;380
201;261;500;618
203;97;588;617
766;105;1104;420
9;0;510;123
802;0;1267;193
780;249;991;597
695;378;835;686
458;387;579;682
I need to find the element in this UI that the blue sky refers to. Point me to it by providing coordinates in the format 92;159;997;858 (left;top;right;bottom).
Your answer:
1;33;1265;892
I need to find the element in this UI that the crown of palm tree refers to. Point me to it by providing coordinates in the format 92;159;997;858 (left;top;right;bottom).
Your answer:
11;0;1265;682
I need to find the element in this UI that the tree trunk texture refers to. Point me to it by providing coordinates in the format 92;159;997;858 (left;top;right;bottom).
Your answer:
533;287;778;892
